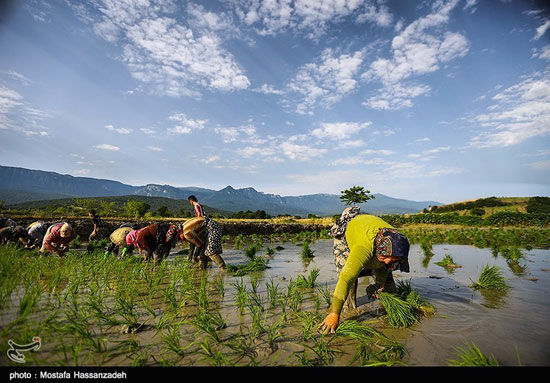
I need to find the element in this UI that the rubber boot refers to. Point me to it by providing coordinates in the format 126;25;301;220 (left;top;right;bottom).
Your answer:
210;254;226;270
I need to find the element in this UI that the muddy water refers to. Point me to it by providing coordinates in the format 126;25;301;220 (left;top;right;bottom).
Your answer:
203;240;550;366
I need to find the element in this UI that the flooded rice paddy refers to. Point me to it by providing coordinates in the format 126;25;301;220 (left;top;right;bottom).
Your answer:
0;239;549;366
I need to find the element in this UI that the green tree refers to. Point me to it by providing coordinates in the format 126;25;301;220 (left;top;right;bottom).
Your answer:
0;200;5;212
99;200;115;217
73;198;97;210
125;200;150;218
470;208;485;216
339;186;375;206
157;205;171;217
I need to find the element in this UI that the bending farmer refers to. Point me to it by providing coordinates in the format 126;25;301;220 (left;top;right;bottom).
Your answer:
40;222;76;257
320;214;410;333
180;216;226;270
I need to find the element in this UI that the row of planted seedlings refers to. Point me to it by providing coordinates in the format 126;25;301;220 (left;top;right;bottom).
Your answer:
0;243;242;366
401;226;550;250
224;229;332;250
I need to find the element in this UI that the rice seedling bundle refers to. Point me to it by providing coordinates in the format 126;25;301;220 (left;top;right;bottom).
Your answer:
446;342;499;366
470;265;509;290
378;292;418;328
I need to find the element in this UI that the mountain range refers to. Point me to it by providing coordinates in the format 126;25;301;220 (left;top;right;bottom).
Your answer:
0;165;442;216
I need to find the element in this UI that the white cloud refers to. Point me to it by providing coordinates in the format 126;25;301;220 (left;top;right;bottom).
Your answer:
147;146;164;152
105;124;132;134
311;121;370;140
287;48;365;114
81;0;250;97
199;155;220;164
167;113;207;134
362;0;469;110
94;144;120;151
279;141;327;161
140;128;156;134
468;71;550;148
0;85;51;136
463;0;478;14
415;137;431;142
532;45;550;60
526;160;550;170
253;83;284;95
232;0;392;39
534;19;550;40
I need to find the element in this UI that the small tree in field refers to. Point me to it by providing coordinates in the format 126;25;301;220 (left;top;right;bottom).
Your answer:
125;200;150;218
340;186;375;206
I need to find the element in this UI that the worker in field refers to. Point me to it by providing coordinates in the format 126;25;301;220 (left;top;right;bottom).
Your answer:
180;216;226;270
0;225;30;246
88;209;105;241
320;214;410;333
105;223;140;257
188;195;206;217
40;222;76;257
0;217;17;229
26;221;48;249
135;222;182;263
330;206;378;310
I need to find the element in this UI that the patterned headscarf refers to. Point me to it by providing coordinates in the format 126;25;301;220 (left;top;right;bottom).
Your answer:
374;228;410;272
329;206;361;238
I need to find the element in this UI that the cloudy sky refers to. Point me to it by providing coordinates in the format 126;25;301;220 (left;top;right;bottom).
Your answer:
0;0;549;203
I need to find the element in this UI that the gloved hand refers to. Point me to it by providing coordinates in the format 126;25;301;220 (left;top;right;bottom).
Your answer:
318;313;339;334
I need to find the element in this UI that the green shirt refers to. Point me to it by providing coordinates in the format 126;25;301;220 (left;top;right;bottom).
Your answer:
328;214;393;315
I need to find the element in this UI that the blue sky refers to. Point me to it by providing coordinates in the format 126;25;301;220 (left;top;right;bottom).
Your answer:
0;0;549;203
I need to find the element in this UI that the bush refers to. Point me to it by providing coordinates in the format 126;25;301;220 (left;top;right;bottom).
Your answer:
526;196;550;214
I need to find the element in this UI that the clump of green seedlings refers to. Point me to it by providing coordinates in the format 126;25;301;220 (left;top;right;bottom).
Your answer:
301;240;315;260
501;246;527;275
226;256;269;277
295;268;320;289
446;342;499;366
470;265;509;290
87;238;108;253
377;280;434;328
434;254;462;270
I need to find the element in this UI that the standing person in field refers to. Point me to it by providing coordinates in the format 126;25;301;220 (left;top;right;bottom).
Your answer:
88;209;104;241
319;214;410;333
40;222;76;257
180;216;226;270
187;195;205;262
188;195;206;218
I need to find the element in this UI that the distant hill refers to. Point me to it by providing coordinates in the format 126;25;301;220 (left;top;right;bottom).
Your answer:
0;165;442;215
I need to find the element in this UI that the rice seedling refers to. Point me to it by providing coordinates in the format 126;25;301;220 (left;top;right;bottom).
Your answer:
213;275;225;299
265;246;275;256
226;334;256;363
300;240;315;260
198;338;233;366
233;279;248;315
192;310;223;342
244;244;259;259
266;278;281;308
378;292;418;328
434;254;461;270
446;342;499;366
317;283;332;307
334;320;382;343
470;265;509;290
162;319;187;358
234;234;245;249
266;317;285;349
295;311;319;341
295;268;320;289
303;335;340;366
